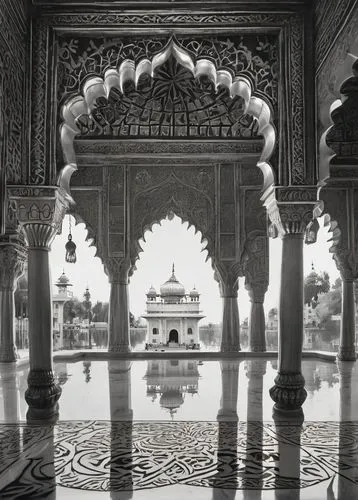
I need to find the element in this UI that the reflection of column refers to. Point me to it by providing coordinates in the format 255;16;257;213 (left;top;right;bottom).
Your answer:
0;363;20;422
106;259;131;353
0;244;26;362
270;232;306;417
211;360;239;499
337;279;356;361
273;414;302;500
220;281;240;352
217;359;240;421
336;361;358;500
108;360;133;499
21;425;56;498
243;360;266;497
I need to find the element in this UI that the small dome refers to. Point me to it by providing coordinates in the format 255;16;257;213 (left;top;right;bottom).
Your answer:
190;286;199;297
160;264;185;298
58;271;70;284
147;285;157;297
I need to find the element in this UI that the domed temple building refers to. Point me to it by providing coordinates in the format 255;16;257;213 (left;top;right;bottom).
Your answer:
142;265;204;347
1;0;358;498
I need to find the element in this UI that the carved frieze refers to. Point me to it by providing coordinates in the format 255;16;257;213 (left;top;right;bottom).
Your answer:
57;34;278;109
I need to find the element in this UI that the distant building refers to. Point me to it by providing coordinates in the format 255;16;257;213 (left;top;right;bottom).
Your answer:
53;271;74;349
141;264;204;347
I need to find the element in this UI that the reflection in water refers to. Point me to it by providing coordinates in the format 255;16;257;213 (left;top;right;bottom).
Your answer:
1;358;358;498
109;360;133;499
211;360;239;499
145;359;200;417
244;360;266;498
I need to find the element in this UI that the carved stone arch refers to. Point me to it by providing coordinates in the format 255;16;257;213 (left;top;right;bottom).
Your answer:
130;168;216;272
57;37;277;205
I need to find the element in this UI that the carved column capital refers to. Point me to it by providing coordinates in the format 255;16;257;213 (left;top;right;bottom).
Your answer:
104;257;132;284
0;243;27;290
9;187;69;249
216;262;241;298
277;203;315;237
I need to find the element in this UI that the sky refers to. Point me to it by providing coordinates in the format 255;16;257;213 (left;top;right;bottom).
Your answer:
49;214;340;324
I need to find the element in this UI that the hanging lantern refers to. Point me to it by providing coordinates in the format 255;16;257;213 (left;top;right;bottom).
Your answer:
65;217;77;263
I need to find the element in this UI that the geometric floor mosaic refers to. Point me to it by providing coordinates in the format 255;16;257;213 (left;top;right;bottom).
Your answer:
1;421;358;497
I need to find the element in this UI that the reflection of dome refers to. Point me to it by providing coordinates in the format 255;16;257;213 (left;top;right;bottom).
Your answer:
147;285;157;297
159;390;184;410
160;264;185;298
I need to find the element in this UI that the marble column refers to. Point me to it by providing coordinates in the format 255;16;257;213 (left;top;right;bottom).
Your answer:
337;278;356;361
106;259;131;353
22;224;61;423
220;282;240;352
270;232;307;416
0;244;26;362
246;284;267;352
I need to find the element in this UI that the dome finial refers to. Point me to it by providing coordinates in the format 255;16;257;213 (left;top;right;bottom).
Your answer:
172;262;175;275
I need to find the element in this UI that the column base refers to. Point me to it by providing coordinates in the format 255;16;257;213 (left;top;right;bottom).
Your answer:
25;369;62;421
249;343;266;353
0;344;19;363
217;409;238;422
108;343;132;353
220;343;241;353
337;346;357;361
269;372;307;412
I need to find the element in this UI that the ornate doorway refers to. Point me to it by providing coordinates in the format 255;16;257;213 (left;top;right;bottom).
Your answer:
169;329;179;344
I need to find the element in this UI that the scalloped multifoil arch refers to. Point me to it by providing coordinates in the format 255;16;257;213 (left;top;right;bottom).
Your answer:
315;60;358;253
58;38;276;202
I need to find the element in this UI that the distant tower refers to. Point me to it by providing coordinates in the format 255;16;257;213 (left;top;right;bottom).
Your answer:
142;264;205;347
53;271;74;349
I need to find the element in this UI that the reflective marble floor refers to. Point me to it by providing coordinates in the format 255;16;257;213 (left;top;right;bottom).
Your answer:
1;357;358;499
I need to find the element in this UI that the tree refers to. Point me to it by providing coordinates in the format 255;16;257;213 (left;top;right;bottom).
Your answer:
304;271;330;308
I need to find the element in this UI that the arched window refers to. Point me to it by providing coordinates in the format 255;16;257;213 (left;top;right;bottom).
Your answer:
152;327;158;335
188;327;193;335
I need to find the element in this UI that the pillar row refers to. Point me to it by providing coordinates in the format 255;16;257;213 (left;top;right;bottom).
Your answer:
246;284;267;352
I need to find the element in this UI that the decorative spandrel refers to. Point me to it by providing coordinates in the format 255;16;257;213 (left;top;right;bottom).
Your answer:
75;56;260;139
57;34;278;108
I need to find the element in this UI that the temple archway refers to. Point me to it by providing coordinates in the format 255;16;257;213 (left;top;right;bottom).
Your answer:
169;329;179;344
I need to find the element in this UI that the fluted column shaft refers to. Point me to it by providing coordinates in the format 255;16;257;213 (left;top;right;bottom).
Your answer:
270;232;307;414
337;279;356;361
220;283;240;352
0;244;26;362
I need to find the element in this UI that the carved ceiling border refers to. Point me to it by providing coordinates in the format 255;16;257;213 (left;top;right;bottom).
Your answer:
29;11;305;187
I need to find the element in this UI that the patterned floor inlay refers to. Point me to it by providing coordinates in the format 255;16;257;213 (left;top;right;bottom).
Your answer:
1;421;358;497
